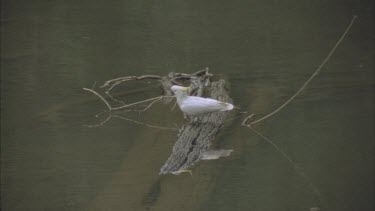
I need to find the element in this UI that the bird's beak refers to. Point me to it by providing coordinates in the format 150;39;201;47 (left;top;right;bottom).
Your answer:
182;85;191;91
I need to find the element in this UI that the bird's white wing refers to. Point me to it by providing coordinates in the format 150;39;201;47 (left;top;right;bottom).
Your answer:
180;96;233;116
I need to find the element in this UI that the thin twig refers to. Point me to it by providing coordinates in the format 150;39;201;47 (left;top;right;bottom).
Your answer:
83;114;112;128
225;111;248;122
243;122;297;167
84;86;175;128
250;16;357;125
83;71;206;130
101;75;162;89
91;81;97;89
171;101;177;111
105;91;126;105
242;119;322;205
112;115;178;131
111;96;174;111
240;16;358;207
95;110;108;118
83;88;112;111
136;96;163;112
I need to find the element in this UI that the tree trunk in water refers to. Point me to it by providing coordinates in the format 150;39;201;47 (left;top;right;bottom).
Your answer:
159;70;231;174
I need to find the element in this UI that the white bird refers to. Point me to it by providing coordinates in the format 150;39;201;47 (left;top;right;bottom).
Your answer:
171;85;234;116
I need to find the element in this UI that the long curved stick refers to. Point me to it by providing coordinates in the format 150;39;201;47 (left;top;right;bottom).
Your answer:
250;15;358;125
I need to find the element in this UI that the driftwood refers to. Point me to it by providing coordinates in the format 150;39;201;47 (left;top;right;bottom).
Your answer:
159;79;231;174
83;17;357;210
160;70;233;174
83;68;233;174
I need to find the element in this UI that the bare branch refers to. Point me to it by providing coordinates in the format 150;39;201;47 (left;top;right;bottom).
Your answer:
83;88;112;111
101;75;162;92
83;114;112;128
111;96;174;111
135;96;163;113
249;16;357;126
84;81;175;129
171;101;177;111
242;122;322;204
105;91;125;105
238;17;357;204
225;111;248;122
112;115;178;131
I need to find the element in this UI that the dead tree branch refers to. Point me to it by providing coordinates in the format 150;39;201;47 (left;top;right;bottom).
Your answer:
83;88;111;111
248;16;357;126
240;16;357;207
83;67;234;174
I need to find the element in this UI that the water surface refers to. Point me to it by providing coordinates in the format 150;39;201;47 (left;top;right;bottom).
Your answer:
1;1;374;210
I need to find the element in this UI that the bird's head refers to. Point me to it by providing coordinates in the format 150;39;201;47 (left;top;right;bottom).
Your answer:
171;85;190;93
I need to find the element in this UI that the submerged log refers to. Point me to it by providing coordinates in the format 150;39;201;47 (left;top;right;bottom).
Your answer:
84;67;233;174
159;70;232;174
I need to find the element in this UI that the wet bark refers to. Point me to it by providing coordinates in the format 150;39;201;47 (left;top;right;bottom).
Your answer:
159;69;231;174
85;67;232;174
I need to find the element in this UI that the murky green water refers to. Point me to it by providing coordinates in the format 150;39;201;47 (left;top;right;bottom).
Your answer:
1;1;374;210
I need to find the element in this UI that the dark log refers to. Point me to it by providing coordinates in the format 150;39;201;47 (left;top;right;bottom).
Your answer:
86;67;232;174
159;72;231;174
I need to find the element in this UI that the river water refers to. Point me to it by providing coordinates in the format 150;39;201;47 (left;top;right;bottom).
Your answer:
1;1;374;211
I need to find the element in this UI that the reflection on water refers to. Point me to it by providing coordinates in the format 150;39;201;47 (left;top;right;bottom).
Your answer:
1;0;374;211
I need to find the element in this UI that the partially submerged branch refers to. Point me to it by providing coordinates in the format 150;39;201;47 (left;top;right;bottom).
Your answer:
111;115;178;131
239;16;357;208
83;67;213;127
83;68;234;175
101;75;162;92
83;74;170;129
248;16;357;126
83;88;111;111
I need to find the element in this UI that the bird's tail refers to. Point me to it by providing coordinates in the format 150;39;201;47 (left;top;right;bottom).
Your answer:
221;102;234;111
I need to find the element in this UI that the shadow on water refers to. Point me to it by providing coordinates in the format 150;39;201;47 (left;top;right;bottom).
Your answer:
141;177;163;209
